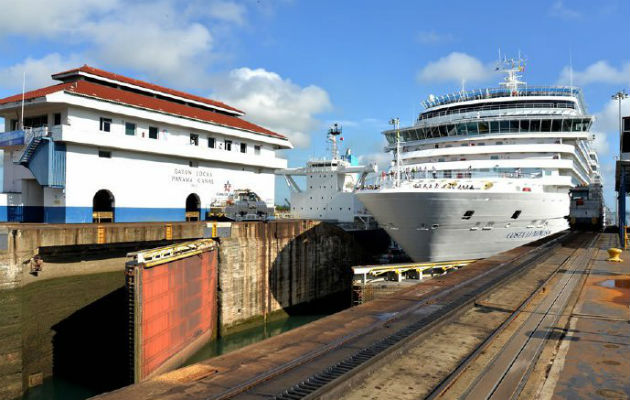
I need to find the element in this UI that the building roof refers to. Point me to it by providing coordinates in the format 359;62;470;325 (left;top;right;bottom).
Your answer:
0;69;287;141
52;65;244;115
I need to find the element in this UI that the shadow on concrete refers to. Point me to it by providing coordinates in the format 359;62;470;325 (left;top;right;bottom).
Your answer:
51;287;130;393
267;222;389;316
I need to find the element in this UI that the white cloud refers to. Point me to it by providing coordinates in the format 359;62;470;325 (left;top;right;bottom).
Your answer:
558;61;630;86
417;52;494;85
83;1;214;86
0;53;81;92
206;1;247;25
548;0;581;19
591;97;630;156
211;67;332;148
0;0;119;37
416;31;454;45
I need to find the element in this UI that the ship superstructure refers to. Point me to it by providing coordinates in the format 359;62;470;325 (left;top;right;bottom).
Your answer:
276;124;377;230
357;58;601;261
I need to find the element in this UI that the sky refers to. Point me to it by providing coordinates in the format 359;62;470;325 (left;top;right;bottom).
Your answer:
0;0;628;214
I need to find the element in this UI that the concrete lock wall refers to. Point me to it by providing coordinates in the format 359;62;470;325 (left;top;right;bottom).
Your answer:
129;246;218;382
218;220;360;333
0;220;368;399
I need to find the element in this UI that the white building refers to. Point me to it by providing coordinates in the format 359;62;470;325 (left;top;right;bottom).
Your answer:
0;65;292;223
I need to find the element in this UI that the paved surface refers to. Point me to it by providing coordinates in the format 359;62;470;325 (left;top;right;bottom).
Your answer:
543;234;629;400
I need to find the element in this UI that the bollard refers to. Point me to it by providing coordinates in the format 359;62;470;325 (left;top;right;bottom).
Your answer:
607;248;623;262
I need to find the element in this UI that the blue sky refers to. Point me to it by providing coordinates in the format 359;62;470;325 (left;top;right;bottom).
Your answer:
0;0;628;214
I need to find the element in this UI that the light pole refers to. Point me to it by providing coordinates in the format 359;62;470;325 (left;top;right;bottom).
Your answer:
611;90;628;231
612;91;628;155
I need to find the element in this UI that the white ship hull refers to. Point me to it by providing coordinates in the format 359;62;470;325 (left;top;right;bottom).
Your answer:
356;189;569;262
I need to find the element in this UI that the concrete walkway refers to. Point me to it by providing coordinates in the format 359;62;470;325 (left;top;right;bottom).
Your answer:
541;234;629;400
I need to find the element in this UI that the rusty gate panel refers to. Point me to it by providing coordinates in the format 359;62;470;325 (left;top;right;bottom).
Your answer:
126;240;218;382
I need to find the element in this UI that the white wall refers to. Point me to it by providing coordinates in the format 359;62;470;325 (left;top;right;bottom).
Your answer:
65;143;276;209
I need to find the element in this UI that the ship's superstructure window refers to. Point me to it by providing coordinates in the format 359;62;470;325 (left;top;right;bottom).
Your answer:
53;113;61;126
148;126;158;139
208;137;215;148
511;210;522;219
99;117;112;132
224;140;232;151
99;150;111;158
125;122;136;136
255;145;261;155
240;143;247;153
190;133;199;146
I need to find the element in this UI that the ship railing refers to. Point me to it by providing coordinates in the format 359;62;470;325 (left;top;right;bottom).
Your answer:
423;86;583;109
358;168;542;190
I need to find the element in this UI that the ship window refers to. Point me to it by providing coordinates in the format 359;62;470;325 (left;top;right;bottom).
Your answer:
552;119;561;132
530;119;541;132
478;122;489;134
467;122;478;134
208;137;215;148
511;210;521;219
490;155;499;160
54;113;61;126
509;120;519;132
457;124;467;135
190;134;199;146
148;126;158;139
99;117;112;132
500;120;510;132
562;119;571;132
495;141;503;145
490;121;499;133
224;140;232;151
240;143;247;153
98;150;111;158
125;122;136;136
189;161;198;168
462;210;474;220
254;145;261;155
541;120;551;132
519;120;529;131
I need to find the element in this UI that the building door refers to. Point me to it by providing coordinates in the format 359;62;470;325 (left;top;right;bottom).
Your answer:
185;193;200;221
93;189;115;223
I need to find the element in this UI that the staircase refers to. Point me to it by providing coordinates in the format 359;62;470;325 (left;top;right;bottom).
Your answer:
16;136;44;165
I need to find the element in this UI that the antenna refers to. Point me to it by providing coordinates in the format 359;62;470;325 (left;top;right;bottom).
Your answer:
20;70;25;130
569;50;573;88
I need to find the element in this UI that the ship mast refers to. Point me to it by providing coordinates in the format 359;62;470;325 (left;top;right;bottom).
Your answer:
390;117;401;187
328;123;342;160
497;55;526;95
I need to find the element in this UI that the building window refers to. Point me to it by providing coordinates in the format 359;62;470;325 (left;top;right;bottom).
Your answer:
98;150;112;158
53;113;61;126
148;126;158;139
254;145;261;155
240;143;247;153
125;122;136;136
224;140;232;151
208;137;215;148
190;133;199;146
99;118;112;132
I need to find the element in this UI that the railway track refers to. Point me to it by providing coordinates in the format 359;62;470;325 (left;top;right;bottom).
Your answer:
427;232;598;400
200;231;596;400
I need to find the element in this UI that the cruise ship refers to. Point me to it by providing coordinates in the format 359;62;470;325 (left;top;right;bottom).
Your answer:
357;58;601;262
